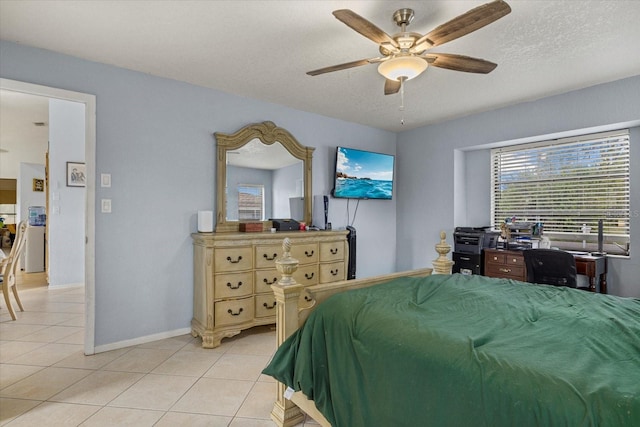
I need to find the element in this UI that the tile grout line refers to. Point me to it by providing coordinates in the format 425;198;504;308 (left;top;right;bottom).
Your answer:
2;284;300;426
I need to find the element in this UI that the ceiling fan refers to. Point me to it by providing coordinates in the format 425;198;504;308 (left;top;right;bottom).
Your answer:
307;0;511;95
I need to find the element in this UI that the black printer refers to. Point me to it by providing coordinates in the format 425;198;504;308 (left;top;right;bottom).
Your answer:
454;227;500;254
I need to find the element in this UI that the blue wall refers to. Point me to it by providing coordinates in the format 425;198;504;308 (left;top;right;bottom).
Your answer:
3;39;638;351
397;75;640;297
1;41;397;348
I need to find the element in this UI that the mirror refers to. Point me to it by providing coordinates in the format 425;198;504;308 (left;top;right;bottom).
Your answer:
225;139;303;222
215;121;314;232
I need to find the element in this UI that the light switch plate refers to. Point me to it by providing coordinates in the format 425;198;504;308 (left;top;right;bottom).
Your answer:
101;173;111;187
101;199;112;213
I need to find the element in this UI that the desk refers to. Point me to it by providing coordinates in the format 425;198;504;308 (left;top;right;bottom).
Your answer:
483;249;607;294
574;254;607;294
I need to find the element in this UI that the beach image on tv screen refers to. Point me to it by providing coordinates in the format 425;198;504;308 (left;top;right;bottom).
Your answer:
334;147;394;199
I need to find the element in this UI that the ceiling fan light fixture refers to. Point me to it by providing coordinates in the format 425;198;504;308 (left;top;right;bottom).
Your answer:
377;56;428;82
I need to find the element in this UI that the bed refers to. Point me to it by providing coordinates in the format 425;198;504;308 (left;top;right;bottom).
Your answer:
262;237;640;427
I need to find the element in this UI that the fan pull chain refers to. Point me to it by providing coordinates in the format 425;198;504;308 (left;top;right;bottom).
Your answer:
399;78;405;126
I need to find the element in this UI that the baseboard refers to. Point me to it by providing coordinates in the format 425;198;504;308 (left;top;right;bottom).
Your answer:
47;282;84;289
94;327;192;354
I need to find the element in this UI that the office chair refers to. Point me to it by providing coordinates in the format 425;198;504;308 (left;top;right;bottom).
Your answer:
523;249;582;289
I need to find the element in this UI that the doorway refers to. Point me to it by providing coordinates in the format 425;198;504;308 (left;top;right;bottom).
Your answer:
0;78;96;355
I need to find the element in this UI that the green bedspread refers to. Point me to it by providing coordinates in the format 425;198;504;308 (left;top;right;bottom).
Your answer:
262;274;640;427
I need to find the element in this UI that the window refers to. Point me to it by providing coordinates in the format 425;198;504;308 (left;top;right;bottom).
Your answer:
237;184;264;220
491;130;630;255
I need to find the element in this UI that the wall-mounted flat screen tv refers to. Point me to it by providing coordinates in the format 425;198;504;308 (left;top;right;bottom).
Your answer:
332;146;395;200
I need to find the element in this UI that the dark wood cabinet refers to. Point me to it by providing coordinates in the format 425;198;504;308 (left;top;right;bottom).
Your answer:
483;249;526;281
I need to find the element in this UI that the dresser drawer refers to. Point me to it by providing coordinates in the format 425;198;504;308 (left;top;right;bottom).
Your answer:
291;243;318;265
485;263;525;281
255;294;277;318
486;252;506;265
293;264;319;286
214;247;253;272
485;250;524;267
255;245;282;269
320;241;346;262
255;269;279;294
214;297;254;326
320;261;346;283
214;272;253;299
504;253;524;266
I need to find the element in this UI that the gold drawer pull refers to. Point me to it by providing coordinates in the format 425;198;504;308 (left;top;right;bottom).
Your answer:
330;248;339;255
263;301;276;310
226;282;243;290
227;308;244;316
305;272;315;280
499;268;511;273
511;258;518;263
331;269;339;276
263;253;277;261
493;256;498;261
305;250;314;257
263;277;277;285
226;256;243;264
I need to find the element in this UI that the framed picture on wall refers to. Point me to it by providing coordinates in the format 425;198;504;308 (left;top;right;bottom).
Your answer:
33;178;45;192
66;162;86;187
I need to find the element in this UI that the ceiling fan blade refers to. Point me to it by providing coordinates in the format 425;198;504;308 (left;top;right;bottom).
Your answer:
307;58;374;76
333;9;399;48
384;79;401;95
424;53;497;74
415;0;511;48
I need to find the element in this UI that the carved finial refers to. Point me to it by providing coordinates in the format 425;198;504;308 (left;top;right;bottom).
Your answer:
433;230;454;275
276;238;299;286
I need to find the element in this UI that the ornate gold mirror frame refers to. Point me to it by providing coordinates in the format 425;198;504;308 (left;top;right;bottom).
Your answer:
215;121;314;232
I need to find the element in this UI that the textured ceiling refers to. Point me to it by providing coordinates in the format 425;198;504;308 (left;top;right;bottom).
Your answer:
1;0;639;132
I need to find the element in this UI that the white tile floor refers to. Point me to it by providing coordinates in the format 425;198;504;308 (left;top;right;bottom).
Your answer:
0;284;319;426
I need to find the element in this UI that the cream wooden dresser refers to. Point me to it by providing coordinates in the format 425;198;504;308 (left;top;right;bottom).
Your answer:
192;230;349;348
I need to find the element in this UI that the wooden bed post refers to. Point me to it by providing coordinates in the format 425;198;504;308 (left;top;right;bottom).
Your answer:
433;230;454;274
270;238;306;427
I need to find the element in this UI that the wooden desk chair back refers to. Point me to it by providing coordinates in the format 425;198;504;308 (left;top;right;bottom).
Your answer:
1;221;29;320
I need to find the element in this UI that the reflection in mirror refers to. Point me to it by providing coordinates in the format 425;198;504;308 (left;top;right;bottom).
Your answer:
215;121;314;233
225;139;303;221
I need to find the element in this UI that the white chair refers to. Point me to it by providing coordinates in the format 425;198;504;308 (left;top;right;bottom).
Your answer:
1;221;28;320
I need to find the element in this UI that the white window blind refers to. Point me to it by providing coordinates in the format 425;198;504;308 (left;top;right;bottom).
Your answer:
238;184;264;220
491;130;630;255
